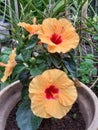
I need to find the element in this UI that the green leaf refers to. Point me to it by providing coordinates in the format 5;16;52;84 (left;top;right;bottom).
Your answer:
94;35;98;40
53;0;66;16
79;0;88;10
26;43;36;50
19;68;30;83
0;80;10;90
16;100;42;130
49;53;61;68
25;35;38;50
63;57;77;78
30;65;42;76
21;49;32;62
1;47;11;55
12;64;26;80
0;55;9;63
36;56;46;64
16;54;24;62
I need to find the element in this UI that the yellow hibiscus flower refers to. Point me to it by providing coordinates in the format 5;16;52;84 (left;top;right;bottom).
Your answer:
29;69;77;119
18;17;41;38
38;18;79;53
0;48;17;82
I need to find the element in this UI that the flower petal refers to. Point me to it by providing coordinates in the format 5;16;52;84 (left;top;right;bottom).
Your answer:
45;99;72;119
29;75;50;94
18;22;40;35
59;86;77;106
1;48;16;82
42;69;74;89
30;94;51;118
0;62;7;67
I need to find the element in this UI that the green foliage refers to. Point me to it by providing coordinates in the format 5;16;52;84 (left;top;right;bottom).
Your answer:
1;47;11;55
51;0;66;17
0;0;66;42
49;53;62;68
0;47;12;89
16;99;42;130
0;0;98;129
16;79;42;130
77;54;97;83
63;50;77;78
66;0;88;25
12;64;26;81
63;56;77;78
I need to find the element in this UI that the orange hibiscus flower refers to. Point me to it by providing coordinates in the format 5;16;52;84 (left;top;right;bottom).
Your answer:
29;69;77;119
18;17;41;38
0;48;17;82
38;18;79;53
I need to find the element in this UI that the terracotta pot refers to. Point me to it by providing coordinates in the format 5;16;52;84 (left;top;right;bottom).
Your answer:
0;80;98;130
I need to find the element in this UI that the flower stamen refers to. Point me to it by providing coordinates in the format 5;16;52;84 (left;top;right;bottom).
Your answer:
50;33;62;45
45;85;59;99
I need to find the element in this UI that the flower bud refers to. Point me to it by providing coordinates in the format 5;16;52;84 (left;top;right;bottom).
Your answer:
30;57;36;65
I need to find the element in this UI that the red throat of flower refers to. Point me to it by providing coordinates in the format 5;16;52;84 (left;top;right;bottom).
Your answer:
45;85;59;99
50;33;62;45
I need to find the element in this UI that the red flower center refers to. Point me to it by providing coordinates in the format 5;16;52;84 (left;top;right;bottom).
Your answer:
50;33;62;45
45;85;59;99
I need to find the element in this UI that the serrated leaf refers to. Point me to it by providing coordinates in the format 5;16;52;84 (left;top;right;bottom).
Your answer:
16;100;42;130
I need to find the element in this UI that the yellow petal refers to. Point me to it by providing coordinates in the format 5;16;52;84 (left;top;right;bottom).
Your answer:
29;75;50;94
33;17;36;25
1;76;7;83
0;62;7;67
42;69;73;89
1;48;16;82
30;94;51;118
38;34;56;46
18;22;41;36
8;48;16;63
59;86;77;106
45;99;72;119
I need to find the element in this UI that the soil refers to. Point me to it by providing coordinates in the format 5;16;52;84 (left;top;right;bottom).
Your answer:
5;102;86;130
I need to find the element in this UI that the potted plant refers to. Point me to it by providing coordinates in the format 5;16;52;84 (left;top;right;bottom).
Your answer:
0;2;98;130
0;79;98;130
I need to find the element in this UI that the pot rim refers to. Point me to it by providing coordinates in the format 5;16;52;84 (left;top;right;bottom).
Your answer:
78;82;98;130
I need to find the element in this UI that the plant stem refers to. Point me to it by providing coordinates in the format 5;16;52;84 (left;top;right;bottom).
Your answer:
90;77;98;88
81;36;98;51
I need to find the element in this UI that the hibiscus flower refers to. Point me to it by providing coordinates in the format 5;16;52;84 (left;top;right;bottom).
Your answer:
18;17;41;38
0;48;17;82
29;69;77;119
38;18;79;53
